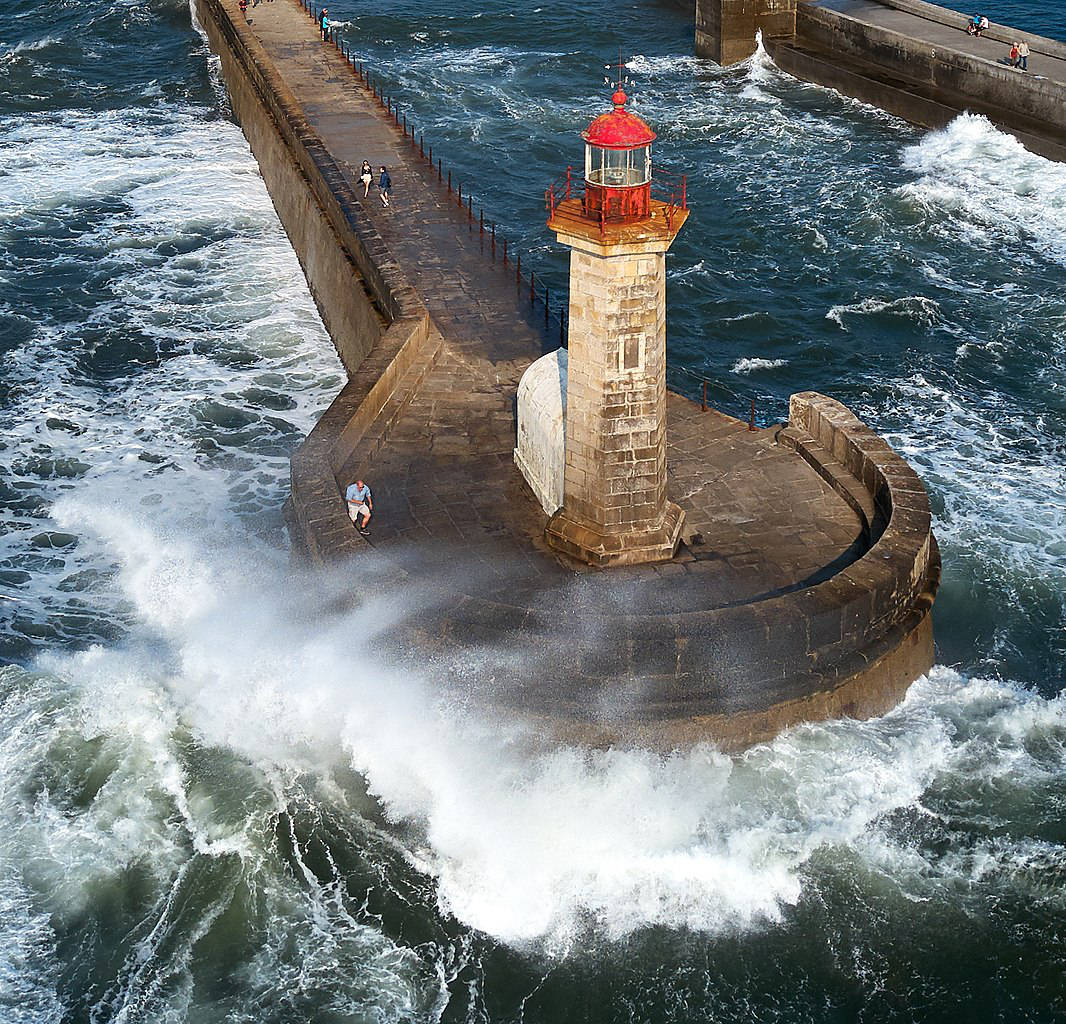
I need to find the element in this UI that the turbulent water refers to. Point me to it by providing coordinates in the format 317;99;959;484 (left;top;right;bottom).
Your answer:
0;0;1064;1020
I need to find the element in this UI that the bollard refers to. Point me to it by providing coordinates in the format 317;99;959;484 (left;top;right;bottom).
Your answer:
479;209;484;237
457;182;462;204
447;170;452;195
420;134;424;159
702;381;707;412
467;196;473;227
749;397;756;431
403;113;407;136
438;158;442;183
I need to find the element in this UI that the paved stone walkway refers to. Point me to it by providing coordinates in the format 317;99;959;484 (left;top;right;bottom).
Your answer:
241;0;868;612
815;0;1066;83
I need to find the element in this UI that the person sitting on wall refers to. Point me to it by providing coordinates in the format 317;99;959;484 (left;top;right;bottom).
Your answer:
967;13;980;35
346;478;373;535
977;15;989;35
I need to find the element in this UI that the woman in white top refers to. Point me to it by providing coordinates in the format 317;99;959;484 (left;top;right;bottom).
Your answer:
359;160;373;197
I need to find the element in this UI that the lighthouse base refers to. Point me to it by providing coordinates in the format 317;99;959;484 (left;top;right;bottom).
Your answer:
545;501;685;567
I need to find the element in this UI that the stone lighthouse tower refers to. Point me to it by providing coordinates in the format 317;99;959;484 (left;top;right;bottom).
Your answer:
532;83;689;567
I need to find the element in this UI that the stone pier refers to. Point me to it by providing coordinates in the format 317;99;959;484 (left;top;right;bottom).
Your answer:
195;0;939;750
695;0;1066;164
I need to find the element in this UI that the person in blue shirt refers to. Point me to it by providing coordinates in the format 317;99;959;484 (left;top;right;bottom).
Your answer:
379;166;392;208
320;10;330;40
345;478;372;533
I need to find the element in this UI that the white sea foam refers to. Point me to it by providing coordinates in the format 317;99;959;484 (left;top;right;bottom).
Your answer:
900;114;1066;266
23;491;1066;953
732;357;788;374
826;295;941;330
0;104;342;641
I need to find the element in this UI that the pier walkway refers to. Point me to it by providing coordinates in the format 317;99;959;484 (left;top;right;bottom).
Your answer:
813;0;1066;84
239;0;867;610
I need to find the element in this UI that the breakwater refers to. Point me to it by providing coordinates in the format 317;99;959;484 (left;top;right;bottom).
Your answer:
194;0;938;749
696;0;1066;162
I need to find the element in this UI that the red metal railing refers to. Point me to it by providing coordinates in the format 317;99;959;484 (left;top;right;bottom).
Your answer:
545;166;688;236
544;166;573;221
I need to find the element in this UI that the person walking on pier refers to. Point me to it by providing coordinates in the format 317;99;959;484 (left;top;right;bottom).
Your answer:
360;160;373;197
1018;40;1030;71
1009;41;1020;67
319;9;330;40
379;166;392;208
346;478;373;534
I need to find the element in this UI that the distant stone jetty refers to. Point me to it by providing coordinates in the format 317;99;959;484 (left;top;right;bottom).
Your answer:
696;0;1066;162
195;0;938;750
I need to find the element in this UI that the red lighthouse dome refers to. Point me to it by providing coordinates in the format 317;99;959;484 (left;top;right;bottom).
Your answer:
582;89;657;150
582;88;655;224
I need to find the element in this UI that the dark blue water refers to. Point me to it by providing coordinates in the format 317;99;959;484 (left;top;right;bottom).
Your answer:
1;1;1064;1021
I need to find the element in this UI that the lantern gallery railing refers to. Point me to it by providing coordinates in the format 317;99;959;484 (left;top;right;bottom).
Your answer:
545;165;688;237
293;0;570;348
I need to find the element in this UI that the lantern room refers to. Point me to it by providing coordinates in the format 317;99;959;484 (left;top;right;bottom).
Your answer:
582;88;655;223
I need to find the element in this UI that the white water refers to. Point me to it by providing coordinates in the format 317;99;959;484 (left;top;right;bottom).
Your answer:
0;28;1064;1024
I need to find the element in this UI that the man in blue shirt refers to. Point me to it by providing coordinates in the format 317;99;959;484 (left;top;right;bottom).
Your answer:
345;478;373;534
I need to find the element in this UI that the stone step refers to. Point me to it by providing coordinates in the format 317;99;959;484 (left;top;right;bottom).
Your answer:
777;425;881;540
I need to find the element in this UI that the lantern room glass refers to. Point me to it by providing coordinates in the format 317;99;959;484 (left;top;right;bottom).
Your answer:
585;144;651;188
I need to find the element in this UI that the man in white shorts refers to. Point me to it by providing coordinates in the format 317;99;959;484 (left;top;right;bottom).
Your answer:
345;478;372;534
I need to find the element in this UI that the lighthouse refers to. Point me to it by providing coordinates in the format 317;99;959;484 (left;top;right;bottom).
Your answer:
517;80;689;567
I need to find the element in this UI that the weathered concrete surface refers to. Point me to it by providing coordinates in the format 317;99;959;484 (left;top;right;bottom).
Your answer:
197;0;939;749
696;0;1066;162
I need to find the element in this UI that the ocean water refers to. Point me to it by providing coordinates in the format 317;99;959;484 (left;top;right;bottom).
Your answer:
0;0;1064;1021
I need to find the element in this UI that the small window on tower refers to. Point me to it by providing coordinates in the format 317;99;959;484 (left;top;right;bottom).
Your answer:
621;332;643;372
